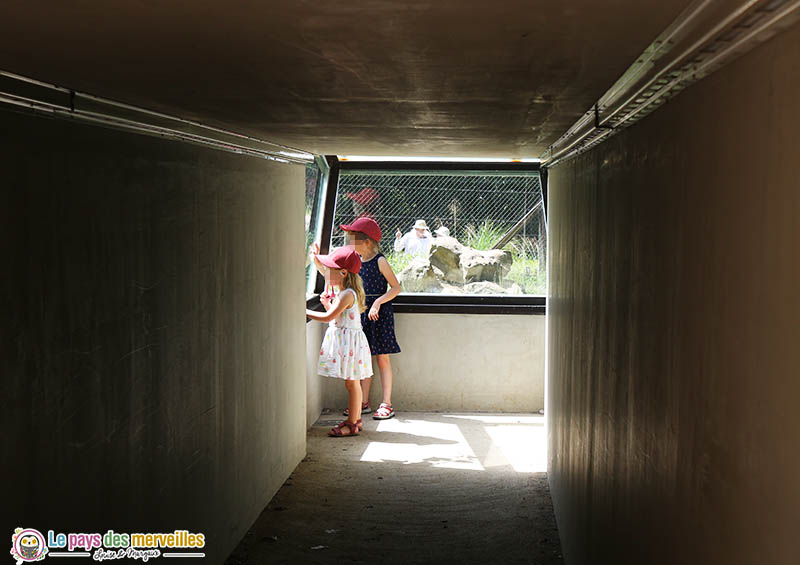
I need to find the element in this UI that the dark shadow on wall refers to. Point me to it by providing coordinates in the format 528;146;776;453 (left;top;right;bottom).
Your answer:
1;108;307;564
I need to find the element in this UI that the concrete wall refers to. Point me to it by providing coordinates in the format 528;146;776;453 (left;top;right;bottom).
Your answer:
1;110;307;564
316;313;546;413
547;22;800;565
306;320;325;427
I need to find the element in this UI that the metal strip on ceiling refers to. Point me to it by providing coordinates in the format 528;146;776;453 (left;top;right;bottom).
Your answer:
541;0;800;167
0;69;314;164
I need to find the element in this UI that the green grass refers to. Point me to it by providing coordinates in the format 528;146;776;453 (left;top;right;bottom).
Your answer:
504;255;546;294
383;250;415;275
462;220;506;250
504;236;546;294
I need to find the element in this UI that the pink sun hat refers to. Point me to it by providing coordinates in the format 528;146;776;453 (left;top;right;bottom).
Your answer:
316;246;362;274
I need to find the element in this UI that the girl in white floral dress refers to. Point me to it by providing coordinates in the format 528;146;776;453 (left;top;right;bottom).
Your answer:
306;246;373;437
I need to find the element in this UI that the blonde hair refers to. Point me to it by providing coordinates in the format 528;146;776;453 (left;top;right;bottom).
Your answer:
366;237;380;253
342;272;367;313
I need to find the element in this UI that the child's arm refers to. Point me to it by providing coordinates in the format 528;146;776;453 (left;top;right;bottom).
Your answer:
367;257;402;320
309;242;333;309
306;289;355;323
308;242;327;274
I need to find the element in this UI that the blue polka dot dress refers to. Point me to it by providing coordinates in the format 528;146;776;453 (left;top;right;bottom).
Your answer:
360;253;401;355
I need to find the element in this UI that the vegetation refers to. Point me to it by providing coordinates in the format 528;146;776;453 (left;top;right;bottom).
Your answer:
384;249;415;275
463;221;546;294
463;220;505;250
505;236;546;295
382;220;546;295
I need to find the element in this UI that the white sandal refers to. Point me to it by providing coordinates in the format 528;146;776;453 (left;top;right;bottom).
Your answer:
372;402;395;420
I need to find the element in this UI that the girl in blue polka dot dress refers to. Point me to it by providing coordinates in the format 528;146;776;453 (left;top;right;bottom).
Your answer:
340;217;402;420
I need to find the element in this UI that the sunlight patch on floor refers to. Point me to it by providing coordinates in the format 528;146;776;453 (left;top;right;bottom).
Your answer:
360;419;484;471
484;425;547;472
359;414;547;473
443;414;544;425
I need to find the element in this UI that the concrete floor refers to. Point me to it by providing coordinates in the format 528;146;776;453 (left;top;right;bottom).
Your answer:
226;412;563;564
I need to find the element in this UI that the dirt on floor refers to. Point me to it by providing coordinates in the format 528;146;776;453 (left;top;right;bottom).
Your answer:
226;412;563;564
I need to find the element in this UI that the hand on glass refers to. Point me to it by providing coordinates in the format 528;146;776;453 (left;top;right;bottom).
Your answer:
309;242;320;260
368;302;381;320
395;228;402;239
320;293;332;309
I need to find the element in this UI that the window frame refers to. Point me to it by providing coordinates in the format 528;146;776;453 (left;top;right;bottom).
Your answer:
304;156;330;297
307;156;546;316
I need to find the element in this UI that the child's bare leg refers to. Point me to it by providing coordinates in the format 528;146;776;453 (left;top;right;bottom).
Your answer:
345;379;362;424
361;377;372;406
329;380;362;436
377;354;393;405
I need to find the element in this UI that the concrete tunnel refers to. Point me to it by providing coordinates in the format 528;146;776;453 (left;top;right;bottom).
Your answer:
3;1;800;563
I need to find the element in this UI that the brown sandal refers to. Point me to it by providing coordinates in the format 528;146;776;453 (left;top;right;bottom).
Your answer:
328;420;360;437
343;402;372;416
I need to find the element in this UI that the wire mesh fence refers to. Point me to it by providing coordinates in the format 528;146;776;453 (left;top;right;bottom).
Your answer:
332;169;546;295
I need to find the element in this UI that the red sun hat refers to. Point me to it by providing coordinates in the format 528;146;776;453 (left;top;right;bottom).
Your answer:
340;217;382;242
316;246;362;274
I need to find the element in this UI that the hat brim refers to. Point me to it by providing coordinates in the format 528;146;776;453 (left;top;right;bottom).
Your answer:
316;254;341;269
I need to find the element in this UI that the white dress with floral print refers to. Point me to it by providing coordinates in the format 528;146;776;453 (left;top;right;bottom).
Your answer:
318;289;374;380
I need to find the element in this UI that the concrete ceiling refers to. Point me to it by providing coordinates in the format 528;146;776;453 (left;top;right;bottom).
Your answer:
0;1;693;157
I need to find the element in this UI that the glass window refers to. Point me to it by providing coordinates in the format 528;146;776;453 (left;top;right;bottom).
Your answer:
331;168;546;295
304;161;326;297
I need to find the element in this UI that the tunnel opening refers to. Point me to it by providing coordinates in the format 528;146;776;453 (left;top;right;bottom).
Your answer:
253;154;558;563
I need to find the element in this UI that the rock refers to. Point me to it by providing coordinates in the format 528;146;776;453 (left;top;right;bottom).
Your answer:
397;257;443;293
398;238;514;292
429;238;464;283
430;237;512;284
440;282;464;294
464;281;510;294
460;248;512;283
507;283;523;295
